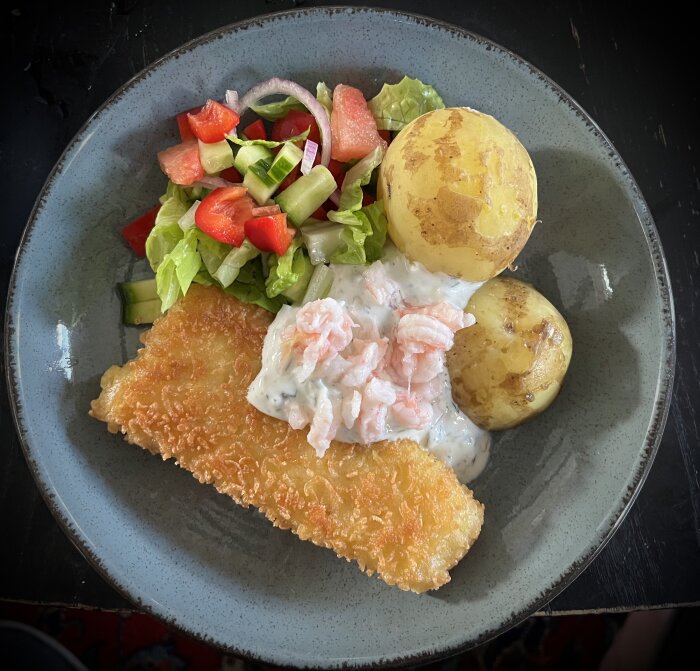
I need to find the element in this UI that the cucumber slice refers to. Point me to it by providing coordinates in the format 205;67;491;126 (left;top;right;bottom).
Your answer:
118;278;158;304
267;143;303;184
198;139;234;175
244;143;303;205
233;144;274;175
122;298;162;326
244;160;277;205
301;222;346;265
301;264;334;304
275;166;337;226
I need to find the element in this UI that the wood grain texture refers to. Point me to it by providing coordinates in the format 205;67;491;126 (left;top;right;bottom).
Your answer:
1;0;698;613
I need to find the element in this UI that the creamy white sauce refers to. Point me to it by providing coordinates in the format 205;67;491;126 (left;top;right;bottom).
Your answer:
247;244;491;483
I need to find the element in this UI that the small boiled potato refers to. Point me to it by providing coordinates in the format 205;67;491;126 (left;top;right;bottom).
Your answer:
447;277;572;431
378;107;537;282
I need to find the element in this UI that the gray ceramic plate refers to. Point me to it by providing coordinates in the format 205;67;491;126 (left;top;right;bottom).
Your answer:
6;7;675;668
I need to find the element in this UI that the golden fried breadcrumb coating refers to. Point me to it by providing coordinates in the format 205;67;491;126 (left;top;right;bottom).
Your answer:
90;285;484;592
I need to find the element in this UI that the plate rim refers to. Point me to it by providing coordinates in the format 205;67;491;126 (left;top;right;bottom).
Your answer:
4;5;677;668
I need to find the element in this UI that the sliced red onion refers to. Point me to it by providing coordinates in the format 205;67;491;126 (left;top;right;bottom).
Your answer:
251;205;281;218
191;176;241;190
300;139;318;175
224;89;239;113
237;78;332;167
328;189;341;207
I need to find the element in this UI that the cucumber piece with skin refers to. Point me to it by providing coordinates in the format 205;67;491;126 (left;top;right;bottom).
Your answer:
301;264;334;304
118;278;158;304
233;144;274;176
275;166;337;227
198;139;234;174
244;160;277;205
122;298;162;326
267;143;303;184
301;221;346;265
244;143;303;205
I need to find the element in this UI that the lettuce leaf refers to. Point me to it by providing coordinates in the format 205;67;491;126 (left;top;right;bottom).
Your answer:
196;230;231;276
145;220;182;271
154;228;201;312
226;129;309;149
338;145;385;211
361;201;389;262
266;238;306;298
213;240;260;288
249;96;306;121
225;258;286;312
316;82;333;117
142;181;293;314
327;200;388;265
158;181;189;205
147;181;194;271
154;195;189;229
368;75;445;131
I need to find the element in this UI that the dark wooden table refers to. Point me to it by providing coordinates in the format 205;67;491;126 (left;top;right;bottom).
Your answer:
2;0;698;618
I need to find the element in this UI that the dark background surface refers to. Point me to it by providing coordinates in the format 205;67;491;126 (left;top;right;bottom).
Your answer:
2;0;698;620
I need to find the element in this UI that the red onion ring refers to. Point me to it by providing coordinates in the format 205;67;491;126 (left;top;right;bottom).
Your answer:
191;176;241;190
224;89;239;112
300;139;318;175
235;78;332;167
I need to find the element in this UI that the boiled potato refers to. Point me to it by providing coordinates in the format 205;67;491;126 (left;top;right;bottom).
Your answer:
447;277;572;430
378;107;537;282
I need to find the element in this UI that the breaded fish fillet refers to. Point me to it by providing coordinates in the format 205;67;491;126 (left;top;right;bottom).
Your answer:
90;285;484;592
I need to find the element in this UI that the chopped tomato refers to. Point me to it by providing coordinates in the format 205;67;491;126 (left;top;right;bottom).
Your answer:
378;129;392;144
195;187;254;246
219;166;243;183
251;204;282;217
243;119;268;141
157;140;204;185
311;206;327;220
121;205;160;257
271;110;321;145
187;100;240;144
362;192;376;206
244;214;295;255
327;159;346;190
331;85;387;162
175;105;202;142
279;164;301;192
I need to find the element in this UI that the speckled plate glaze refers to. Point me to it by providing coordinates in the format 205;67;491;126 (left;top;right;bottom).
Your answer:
5;7;675;668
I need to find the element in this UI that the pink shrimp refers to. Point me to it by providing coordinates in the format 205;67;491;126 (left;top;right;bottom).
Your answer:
293;298;355;382
392;390;434;429
390;313;455;384
357;377;396;443
341;389;362;429
316;354;352;383
364;262;403;308
287;401;311;430
340;338;389;387
411;376;444;402
306;385;340;457
400;302;474;332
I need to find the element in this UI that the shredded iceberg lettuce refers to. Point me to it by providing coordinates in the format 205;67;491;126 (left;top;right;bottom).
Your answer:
327;200;388;265
338;146;385;212
249;96;306;121
368;75;445;131
266;238;310;298
227;130;309;148
316;82;333;117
